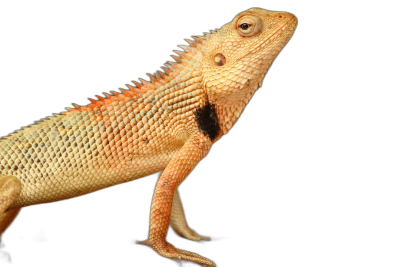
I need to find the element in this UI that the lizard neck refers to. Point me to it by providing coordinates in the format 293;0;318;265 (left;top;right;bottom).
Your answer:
205;76;261;135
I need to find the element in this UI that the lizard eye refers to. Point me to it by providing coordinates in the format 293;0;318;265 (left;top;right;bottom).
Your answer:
237;15;262;37
240;23;250;30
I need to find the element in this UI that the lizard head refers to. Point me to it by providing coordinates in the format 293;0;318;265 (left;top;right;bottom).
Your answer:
201;8;297;133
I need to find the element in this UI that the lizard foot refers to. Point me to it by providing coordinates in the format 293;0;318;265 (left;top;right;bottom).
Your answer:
153;243;215;267
175;228;211;241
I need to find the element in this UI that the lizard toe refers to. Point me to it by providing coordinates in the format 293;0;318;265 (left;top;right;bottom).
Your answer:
154;241;215;266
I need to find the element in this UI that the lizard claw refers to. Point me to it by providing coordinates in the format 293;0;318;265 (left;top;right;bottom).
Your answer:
136;239;151;246
197;235;211;241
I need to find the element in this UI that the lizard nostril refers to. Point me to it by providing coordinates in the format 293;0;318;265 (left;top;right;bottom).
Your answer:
214;53;226;66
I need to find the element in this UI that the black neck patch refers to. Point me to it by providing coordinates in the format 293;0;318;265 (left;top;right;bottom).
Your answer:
194;104;221;141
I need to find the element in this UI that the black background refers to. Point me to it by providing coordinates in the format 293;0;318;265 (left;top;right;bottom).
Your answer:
0;1;354;266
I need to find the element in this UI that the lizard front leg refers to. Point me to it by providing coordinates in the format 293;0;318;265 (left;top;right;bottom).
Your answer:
140;134;215;266
170;189;210;241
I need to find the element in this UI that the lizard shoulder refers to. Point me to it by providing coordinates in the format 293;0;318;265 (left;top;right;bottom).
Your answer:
193;103;221;142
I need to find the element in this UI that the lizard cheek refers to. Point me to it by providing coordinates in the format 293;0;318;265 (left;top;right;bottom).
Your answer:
214;53;226;66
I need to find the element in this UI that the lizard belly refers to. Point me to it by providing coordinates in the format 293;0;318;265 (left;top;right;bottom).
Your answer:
8;152;174;209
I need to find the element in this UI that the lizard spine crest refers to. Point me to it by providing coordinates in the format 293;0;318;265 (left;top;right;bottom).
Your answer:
68;35;208;113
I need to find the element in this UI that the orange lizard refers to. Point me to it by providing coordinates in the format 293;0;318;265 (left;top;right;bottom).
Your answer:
0;8;297;266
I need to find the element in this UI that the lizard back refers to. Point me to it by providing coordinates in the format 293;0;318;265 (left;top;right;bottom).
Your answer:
0;37;211;208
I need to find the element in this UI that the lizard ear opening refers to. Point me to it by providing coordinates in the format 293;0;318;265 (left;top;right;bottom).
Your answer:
214;53;226;66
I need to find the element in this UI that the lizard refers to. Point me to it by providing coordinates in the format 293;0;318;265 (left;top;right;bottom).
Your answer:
0;7;297;266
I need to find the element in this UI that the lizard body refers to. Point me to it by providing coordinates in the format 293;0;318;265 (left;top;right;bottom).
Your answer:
0;8;297;266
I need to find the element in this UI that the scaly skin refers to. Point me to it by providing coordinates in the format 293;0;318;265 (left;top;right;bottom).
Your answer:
0;8;297;266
